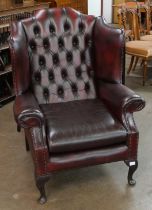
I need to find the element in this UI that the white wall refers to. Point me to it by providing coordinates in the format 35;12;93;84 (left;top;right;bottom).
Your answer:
88;0;101;16
103;0;112;23
88;0;112;23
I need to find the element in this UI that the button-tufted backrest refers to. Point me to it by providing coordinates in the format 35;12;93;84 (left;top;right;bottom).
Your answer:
21;8;96;104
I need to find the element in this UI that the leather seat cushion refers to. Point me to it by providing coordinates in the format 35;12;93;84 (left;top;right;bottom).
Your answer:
40;99;127;154
126;41;152;57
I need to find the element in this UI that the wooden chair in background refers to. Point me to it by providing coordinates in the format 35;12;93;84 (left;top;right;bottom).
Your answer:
117;6;134;41
125;8;152;85
116;2;152;85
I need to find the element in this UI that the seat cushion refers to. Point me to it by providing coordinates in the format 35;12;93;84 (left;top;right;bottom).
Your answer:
40;99;127;154
140;35;152;41
126;40;152;57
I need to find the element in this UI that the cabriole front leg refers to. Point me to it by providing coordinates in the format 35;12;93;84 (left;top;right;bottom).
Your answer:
25;136;30;151
17;124;21;132
35;175;50;204
125;160;138;186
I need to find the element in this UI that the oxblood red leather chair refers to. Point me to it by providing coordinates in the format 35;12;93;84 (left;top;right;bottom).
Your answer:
9;8;145;204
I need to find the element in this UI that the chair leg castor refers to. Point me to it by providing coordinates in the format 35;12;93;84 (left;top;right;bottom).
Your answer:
36;176;50;204
25;136;30;151
125;160;138;186
38;192;47;205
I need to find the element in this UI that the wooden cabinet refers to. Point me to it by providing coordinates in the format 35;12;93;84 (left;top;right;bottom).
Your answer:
0;30;14;107
56;0;88;14
0;16;14;106
0;0;35;8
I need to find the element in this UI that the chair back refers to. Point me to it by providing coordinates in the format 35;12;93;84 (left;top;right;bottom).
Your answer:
118;5;141;40
139;2;151;34
118;2;152;40
14;8;96;104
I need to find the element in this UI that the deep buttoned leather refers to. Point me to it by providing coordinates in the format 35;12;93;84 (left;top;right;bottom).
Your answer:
10;8;145;179
20;8;96;104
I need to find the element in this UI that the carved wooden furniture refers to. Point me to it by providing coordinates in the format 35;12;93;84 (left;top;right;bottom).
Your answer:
117;2;152;40
125;7;152;84
117;3;152;81
117;6;135;41
56;0;88;14
126;38;152;85
114;1;152;32
0;1;55;16
141;1;152;35
36;0;87;13
0;24;13;106
9;8;145;204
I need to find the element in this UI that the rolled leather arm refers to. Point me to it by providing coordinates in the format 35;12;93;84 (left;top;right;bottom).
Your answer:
98;83;145;126
14;92;44;128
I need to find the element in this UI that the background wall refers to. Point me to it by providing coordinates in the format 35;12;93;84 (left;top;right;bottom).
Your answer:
88;0;112;23
103;0;112;23
88;0;101;16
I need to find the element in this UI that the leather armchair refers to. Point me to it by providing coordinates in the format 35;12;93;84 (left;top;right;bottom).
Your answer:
9;8;145;204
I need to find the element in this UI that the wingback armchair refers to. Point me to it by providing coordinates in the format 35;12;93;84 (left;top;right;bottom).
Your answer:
9;8;145;204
